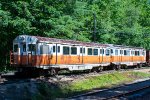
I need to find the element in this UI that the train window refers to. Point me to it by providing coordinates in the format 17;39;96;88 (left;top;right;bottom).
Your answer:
131;51;135;55
63;46;70;55
100;49;104;54
40;45;49;54
80;48;82;53
40;46;42;54
14;44;18;52
93;49;98;55
105;49;110;56
88;48;92;55
23;44;26;52
142;51;145;56
115;50;118;55
53;46;56;52
124;50;127;55
135;51;137;56
138;51;140;56
80;47;85;54
131;51;133;55
120;50;123;55
127;50;130;56
28;44;36;52
135;51;140;56
111;49;113;54
71;47;77;55
140;51;142;56
57;46;60;53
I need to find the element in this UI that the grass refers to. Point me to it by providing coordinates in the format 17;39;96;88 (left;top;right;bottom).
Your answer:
35;71;150;99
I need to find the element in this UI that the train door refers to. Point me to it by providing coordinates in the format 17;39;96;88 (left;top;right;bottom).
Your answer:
140;50;143;62
110;49;114;63
62;45;71;64
105;48;111;63
119;49;123;63
146;50;150;64
20;43;27;65
52;44;61;64
131;50;133;62
114;49;119;63
13;43;20;65
99;48;105;63
128;49;132;63
126;49;131;62
79;46;85;64
27;44;36;66
40;44;52;66
15;43;27;65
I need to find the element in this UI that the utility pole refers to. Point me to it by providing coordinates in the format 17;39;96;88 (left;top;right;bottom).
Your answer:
93;13;97;42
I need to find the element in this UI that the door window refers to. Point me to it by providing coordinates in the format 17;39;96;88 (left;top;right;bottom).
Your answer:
28;44;36;52
14;44;18;52
23;44;26;52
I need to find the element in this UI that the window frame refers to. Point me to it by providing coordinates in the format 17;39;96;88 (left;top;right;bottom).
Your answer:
87;48;93;55
93;48;98;55
71;47;77;55
63;46;70;55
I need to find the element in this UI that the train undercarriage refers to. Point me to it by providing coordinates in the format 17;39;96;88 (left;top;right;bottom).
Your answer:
13;62;149;77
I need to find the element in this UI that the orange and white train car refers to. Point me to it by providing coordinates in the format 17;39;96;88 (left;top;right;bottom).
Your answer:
10;35;146;74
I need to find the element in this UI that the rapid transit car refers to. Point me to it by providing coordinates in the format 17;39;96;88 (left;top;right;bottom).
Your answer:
10;35;147;75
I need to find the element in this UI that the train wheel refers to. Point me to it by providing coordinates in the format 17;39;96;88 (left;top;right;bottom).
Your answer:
87;69;91;73
49;68;58;76
137;63;142;68
114;65;121;70
97;67;103;72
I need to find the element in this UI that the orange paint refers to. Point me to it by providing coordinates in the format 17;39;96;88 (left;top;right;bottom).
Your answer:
12;54;145;67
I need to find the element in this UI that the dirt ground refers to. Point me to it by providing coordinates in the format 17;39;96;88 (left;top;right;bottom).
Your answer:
133;68;150;73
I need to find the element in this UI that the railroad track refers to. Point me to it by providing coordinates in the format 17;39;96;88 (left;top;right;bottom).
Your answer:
69;78;150;100
56;67;150;80
0;67;149;78
0;67;149;85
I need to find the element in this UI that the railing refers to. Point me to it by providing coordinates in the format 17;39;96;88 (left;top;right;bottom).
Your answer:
10;50;14;65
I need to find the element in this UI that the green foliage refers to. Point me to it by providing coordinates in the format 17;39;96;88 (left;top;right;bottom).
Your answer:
0;0;150;67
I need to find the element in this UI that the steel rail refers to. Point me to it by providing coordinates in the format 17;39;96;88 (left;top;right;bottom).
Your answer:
69;78;150;100
103;84;150;100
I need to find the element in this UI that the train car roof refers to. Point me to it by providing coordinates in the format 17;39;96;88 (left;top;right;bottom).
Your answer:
13;35;145;49
35;35;109;47
113;44;145;49
14;35;109;47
